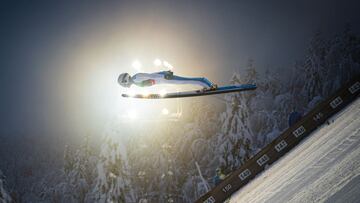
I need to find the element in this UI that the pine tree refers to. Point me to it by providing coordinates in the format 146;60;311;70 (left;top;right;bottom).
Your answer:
129;126;188;202
255;70;290;145
92;136;133;203
217;73;255;172
244;58;259;84
0;170;11;203
301;31;328;103
243;59;259;109
292;28;360;110
63;145;74;176
323;25;360;96
156;143;184;202
47;136;97;202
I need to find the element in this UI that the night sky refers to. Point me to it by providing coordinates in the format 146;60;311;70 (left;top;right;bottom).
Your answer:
0;0;359;135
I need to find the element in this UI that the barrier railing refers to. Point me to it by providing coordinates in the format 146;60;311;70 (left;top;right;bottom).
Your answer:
196;76;360;203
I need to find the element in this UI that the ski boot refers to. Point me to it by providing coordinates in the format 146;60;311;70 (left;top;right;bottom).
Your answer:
164;71;174;80
202;84;218;92
210;84;218;90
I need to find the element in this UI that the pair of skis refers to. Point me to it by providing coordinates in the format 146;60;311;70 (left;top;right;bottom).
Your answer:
122;84;256;99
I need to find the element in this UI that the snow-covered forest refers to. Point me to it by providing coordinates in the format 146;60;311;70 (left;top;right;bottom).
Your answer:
0;28;359;203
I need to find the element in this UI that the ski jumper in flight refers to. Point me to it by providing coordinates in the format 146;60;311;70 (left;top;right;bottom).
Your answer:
118;71;218;90
119;70;257;99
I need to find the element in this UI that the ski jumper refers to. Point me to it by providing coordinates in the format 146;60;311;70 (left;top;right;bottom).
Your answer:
131;71;214;88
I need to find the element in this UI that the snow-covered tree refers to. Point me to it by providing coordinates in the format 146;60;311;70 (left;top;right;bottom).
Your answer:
300;31;329;103
152;142;185;202
243;59;260;109
292;27;360;108
127;124;190;202
244;58;259;84
91;136;134;203
217;73;255;172
67;136;97;202
323;25;360;95
0;170;11;203
168;101;220;201
64;145;75;176
42;135;98;203
251;70;292;145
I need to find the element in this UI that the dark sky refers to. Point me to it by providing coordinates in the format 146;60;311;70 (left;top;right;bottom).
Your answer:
0;0;359;135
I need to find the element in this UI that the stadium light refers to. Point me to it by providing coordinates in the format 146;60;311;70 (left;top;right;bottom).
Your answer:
163;61;173;70
132;60;142;71
154;58;162;66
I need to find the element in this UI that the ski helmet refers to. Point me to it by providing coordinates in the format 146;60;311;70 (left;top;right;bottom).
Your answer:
118;73;132;87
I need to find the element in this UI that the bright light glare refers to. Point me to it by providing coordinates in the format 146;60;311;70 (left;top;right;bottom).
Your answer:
154;58;162;66
162;108;169;115
127;89;136;97
159;89;167;97
142;90;150;97
163;61;173;70
132;60;142;71
127;109;137;119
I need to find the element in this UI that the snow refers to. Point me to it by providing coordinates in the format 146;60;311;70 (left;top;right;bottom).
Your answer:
230;99;360;203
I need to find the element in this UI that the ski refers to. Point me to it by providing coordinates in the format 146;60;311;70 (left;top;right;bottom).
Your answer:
122;84;256;99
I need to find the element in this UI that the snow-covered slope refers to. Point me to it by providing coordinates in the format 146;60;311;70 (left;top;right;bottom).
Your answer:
230;98;360;203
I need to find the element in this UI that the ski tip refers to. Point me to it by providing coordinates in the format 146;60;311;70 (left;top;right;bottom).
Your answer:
240;84;257;90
